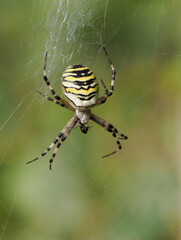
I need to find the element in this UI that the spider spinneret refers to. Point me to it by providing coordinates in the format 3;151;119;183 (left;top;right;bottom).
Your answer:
26;47;128;169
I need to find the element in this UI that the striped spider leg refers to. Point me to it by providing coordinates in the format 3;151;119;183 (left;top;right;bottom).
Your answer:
27;115;78;169
96;47;116;107
36;90;75;112
90;114;127;158
43;51;73;111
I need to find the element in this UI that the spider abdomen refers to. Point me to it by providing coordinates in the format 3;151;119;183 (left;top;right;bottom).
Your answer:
61;64;99;110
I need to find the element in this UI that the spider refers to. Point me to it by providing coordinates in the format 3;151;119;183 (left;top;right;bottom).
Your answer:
27;47;128;169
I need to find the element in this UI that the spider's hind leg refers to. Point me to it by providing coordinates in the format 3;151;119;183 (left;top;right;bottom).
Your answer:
43;51;72;109
96;47;116;107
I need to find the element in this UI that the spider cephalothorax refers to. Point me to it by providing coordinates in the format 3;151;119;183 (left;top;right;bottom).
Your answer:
27;47;127;169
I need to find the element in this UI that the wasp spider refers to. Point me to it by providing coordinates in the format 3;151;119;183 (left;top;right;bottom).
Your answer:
27;47;128;169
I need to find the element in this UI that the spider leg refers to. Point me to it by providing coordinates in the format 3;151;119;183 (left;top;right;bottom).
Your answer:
43;51;71;108
49;115;78;169
26;114;78;168
100;78;108;94
96;78;108;106
90;113;127;158
37;90;75;112
96;47;116;107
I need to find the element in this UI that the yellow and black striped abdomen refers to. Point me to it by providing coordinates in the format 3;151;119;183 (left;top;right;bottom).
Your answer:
61;64;99;110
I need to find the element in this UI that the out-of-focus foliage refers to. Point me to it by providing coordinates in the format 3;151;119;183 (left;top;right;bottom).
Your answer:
0;0;180;239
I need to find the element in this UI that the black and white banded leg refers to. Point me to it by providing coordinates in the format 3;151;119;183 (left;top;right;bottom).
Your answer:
26;115;78;169
96;47;116;106
49;115;78;169
95;78;108;107
37;90;75;112
90;113;127;158
43;51;72;109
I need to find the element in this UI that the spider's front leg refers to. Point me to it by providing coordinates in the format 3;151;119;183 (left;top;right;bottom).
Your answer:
27;115;78;169
90;113;127;157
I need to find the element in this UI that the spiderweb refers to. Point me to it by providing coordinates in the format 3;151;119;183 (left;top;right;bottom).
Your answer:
0;0;180;239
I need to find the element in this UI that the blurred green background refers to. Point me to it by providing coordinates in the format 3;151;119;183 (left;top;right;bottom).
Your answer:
0;0;180;239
